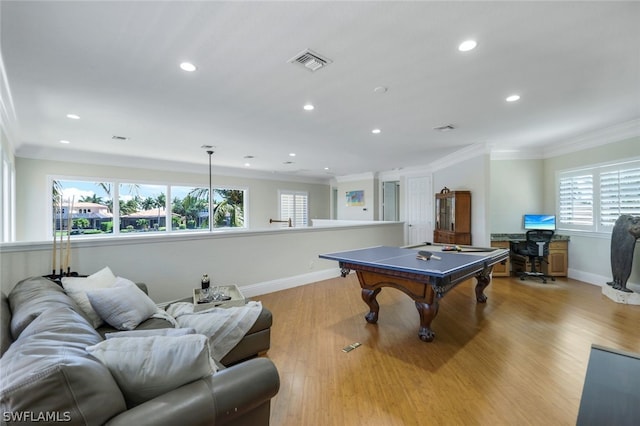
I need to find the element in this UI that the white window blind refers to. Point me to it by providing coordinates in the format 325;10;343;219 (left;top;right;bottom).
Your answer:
279;191;308;227
600;166;640;228
559;173;594;229
557;159;640;233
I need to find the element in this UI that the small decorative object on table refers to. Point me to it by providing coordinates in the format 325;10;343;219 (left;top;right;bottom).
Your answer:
200;274;211;302
193;284;247;312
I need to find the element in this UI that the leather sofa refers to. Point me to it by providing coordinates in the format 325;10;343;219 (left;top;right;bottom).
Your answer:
0;276;280;425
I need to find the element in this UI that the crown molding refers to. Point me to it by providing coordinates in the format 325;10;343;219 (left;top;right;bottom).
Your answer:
490;148;544;161
334;172;377;183
427;143;490;171
15;145;331;185
489;118;640;161
541;118;640;158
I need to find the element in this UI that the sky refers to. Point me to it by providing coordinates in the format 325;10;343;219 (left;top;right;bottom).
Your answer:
56;180;228;204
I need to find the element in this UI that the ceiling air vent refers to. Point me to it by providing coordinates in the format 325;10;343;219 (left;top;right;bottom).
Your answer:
433;124;455;132
111;135;129;141
288;49;332;72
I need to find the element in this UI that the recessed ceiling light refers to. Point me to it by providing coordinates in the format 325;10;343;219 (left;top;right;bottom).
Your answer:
324;167;329;170
289;153;296;157
303;104;314;111
244;163;251;167
506;94;521;102
372;128;381;134
111;135;129;141
458;40;477;52
180;62;197;72
66;114;80;120
374;86;388;94
201;145;214;149
59;140;70;144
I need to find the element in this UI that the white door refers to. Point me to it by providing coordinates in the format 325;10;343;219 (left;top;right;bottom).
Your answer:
406;176;432;245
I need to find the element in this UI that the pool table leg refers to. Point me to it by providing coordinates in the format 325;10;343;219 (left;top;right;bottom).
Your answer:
361;288;381;323
474;267;493;303
415;300;439;342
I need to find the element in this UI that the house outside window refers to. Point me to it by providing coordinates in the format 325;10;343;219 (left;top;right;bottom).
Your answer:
50;178;246;237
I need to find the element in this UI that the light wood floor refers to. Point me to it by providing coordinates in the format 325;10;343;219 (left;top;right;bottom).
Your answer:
256;274;640;426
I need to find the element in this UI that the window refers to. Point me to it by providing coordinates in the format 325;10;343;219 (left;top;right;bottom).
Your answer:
558;173;593;229
53;180;114;235
171;185;209;231
279;190;308;227
557;159;640;233
119;183;166;233
212;189;245;228
600;166;640;228
50;178;246;238
1;143;15;242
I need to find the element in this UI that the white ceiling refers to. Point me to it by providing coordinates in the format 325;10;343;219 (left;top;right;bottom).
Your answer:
2;1;639;182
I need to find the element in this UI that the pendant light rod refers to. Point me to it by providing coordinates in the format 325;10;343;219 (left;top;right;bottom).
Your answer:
207;150;214;232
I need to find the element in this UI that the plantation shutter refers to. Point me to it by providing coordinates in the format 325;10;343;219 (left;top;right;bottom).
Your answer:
600;166;640;228
558;173;594;230
279;191;308;227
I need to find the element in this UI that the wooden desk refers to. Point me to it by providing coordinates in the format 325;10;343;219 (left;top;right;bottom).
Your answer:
491;235;569;277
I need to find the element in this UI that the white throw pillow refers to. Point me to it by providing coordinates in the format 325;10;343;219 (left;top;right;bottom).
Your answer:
86;334;216;406
86;280;159;331
61;266;117;328
105;328;195;339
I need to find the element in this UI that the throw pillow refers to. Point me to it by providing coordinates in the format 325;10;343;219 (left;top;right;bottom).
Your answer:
105;328;195;339
1;292;12;356
86;280;159;330
1;307;127;425
62;266;117;328
85;334;216;406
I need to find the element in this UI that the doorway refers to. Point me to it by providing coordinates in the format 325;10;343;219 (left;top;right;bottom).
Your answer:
406;175;433;245
382;181;399;221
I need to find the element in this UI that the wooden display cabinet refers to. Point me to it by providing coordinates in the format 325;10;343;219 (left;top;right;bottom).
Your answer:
434;189;471;245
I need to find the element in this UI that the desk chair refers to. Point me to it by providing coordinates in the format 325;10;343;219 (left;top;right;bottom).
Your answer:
513;229;556;283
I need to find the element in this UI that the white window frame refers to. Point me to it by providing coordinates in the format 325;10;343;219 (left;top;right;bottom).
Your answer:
278;190;309;227
556;158;640;234
1;143;16;242
48;176;248;238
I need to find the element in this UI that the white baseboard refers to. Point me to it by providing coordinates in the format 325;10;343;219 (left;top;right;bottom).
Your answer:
242;267;640;299
568;268;609;287
568;268;640;293
241;268;342;298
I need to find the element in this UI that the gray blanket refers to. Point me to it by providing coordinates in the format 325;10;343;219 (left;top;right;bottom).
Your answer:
154;301;262;361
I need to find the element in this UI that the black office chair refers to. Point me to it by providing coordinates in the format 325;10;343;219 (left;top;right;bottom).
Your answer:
513;229;556;283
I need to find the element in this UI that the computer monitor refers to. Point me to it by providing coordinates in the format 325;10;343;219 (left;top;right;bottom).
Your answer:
523;214;556;230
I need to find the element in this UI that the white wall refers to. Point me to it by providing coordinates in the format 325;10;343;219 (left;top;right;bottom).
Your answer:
432;153;490;246
542;136;640;290
490;159;544;233
1;222;405;302
335;175;378;220
15;157;330;241
488;135;639;290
